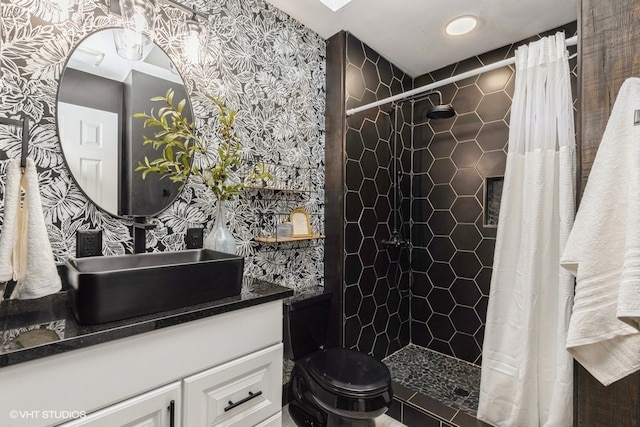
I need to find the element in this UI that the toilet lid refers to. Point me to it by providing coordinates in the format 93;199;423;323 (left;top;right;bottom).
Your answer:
307;348;391;397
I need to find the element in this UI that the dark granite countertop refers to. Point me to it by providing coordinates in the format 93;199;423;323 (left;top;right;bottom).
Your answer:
0;276;294;369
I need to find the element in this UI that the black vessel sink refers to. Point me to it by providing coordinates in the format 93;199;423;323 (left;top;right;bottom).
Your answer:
62;249;244;325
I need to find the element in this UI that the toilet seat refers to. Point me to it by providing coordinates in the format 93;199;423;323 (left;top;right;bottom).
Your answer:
306;348;391;398
292;347;393;422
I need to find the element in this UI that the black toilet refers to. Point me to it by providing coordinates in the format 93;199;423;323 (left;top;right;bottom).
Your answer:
284;292;393;426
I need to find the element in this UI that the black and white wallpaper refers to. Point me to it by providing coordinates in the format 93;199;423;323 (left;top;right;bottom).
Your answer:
0;0;326;291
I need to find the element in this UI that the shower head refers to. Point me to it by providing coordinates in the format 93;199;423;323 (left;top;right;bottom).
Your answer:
427;103;456;119
425;91;456;119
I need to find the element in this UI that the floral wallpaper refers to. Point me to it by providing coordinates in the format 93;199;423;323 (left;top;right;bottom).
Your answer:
0;0;326;291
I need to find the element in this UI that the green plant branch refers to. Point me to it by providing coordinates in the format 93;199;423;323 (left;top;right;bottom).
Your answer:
134;89;272;202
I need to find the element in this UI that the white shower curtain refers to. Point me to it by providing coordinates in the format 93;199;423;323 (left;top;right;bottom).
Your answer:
477;32;575;427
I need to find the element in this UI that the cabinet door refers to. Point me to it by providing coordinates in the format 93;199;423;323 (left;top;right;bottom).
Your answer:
183;344;282;427
58;382;181;427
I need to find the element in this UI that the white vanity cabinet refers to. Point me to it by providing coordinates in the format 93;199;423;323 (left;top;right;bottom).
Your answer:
0;300;284;427
59;343;282;427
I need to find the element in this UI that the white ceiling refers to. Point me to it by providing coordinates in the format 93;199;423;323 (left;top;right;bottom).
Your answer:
67;29;182;84
264;0;577;77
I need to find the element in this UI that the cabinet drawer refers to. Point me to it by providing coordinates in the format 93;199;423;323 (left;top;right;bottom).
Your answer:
183;343;282;426
255;412;281;427
58;382;181;427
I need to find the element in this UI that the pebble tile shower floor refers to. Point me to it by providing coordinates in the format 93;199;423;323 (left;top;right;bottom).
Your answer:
383;344;481;417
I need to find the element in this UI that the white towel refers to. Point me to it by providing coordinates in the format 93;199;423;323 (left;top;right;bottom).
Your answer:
0;159;22;281
0;158;61;300
561;77;640;385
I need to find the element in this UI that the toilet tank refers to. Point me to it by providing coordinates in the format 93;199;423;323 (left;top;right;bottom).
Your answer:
283;292;332;360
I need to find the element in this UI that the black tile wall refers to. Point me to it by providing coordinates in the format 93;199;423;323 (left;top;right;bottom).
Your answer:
344;34;412;359
410;21;578;364
340;22;577;367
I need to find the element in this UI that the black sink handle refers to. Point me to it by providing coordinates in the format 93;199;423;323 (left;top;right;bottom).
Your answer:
224;390;263;412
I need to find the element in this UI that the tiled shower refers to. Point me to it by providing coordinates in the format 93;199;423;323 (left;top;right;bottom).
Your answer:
343;35;413;358
343;30;511;363
335;22;577;424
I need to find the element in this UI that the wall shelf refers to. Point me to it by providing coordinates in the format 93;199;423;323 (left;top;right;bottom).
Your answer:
245;184;312;193
254;234;325;244
249;163;323;248
245;163;312;194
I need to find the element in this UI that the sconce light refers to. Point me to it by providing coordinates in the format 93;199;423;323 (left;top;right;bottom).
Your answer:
52;0;78;20
183;10;206;63
53;0;70;20
113;28;144;61
186;11;203;39
119;0;157;44
110;0;208;62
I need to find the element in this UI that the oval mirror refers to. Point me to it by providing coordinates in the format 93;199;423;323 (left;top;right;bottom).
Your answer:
57;28;193;218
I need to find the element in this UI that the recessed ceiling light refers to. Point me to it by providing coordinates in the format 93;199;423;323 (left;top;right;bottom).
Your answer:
318;0;353;12
445;16;478;36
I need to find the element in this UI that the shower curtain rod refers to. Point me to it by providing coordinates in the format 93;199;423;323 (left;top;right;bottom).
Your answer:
345;35;578;117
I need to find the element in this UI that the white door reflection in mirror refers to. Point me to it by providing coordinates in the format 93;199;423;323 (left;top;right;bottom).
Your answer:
59;102;119;213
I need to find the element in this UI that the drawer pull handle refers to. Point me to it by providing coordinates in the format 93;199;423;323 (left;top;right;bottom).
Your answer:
168;400;175;427
224;391;263;412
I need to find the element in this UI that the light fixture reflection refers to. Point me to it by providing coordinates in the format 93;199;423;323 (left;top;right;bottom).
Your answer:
113;28;144;61
76;46;106;67
119;0;156;44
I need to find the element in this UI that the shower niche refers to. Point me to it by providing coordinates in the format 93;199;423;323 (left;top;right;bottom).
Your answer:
484;176;504;227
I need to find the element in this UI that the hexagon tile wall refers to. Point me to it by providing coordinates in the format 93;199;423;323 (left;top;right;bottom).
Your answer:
342;22;577;364
411;22;578;364
344;34;413;359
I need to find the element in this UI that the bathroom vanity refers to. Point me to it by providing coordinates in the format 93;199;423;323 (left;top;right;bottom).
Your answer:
0;278;293;427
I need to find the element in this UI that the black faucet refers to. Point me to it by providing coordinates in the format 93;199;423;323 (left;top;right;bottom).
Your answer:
130;216;157;254
381;231;408;248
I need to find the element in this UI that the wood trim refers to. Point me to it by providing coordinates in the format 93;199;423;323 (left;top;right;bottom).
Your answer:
576;0;640;425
